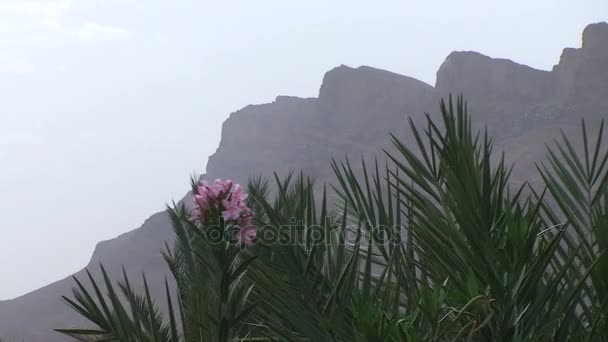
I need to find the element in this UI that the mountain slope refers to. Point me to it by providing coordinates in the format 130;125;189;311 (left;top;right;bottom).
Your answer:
0;22;606;341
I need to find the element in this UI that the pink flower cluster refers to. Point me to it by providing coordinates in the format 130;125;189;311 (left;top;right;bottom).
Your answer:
191;179;256;245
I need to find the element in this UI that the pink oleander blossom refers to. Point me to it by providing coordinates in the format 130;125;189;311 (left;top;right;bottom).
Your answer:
191;178;256;245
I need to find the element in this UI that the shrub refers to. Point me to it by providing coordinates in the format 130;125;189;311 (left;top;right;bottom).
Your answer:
56;96;608;341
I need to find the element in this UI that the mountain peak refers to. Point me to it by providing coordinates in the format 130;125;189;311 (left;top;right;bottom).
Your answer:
436;50;551;107
582;22;608;55
318;64;433;103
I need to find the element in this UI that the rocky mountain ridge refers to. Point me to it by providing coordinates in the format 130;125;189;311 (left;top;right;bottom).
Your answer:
1;22;606;341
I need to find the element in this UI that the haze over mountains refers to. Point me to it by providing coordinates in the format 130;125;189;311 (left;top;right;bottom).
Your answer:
1;22;607;341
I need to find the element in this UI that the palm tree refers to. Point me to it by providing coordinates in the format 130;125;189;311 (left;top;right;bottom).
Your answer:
56;96;608;341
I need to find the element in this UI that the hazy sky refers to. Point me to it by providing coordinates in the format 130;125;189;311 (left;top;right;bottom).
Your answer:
0;0;606;300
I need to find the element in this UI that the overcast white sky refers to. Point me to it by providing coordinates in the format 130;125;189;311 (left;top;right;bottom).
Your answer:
0;0;606;300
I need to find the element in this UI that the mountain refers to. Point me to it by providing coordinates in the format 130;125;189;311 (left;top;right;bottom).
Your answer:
1;22;607;341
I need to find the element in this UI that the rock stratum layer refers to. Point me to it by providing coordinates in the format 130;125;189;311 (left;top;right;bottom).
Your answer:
1;22;607;341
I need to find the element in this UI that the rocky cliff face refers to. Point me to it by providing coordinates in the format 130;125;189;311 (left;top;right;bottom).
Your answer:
436;51;555;139
1;22;607;341
553;22;608;117
205;65;437;186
